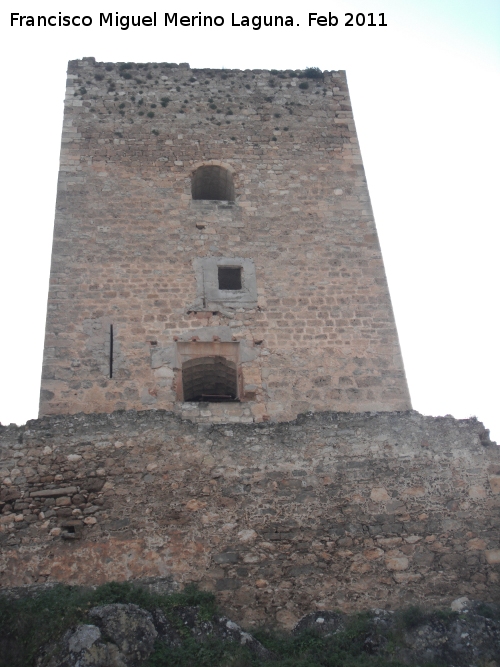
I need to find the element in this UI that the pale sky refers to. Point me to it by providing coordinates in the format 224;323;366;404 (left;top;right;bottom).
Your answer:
1;0;499;440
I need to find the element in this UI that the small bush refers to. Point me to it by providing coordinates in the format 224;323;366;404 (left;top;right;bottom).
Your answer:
118;103;125;109
299;82;309;90
475;602;500;620
148;636;254;667
95;74;104;81
121;72;132;80
303;67;324;79
397;606;428;630
147;111;155;118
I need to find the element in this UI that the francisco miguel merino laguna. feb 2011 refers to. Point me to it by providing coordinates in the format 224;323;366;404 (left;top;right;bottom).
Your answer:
10;12;388;29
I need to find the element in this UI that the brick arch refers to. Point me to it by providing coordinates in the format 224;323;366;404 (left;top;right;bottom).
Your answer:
182;356;238;401
191;163;235;201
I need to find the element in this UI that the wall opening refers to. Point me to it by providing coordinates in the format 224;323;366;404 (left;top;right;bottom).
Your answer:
182;356;238;402
191;166;235;201
192;257;258;310
218;266;242;290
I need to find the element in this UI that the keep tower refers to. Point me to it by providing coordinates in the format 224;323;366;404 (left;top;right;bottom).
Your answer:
40;58;411;423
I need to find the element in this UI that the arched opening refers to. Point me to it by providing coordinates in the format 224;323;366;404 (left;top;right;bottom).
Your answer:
182;356;238;402
191;166;235;201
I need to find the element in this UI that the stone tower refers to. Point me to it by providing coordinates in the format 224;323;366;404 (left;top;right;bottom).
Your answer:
40;58;411;423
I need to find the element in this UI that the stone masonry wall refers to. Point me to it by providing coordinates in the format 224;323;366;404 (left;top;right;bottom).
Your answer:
40;59;411;421
1;411;499;628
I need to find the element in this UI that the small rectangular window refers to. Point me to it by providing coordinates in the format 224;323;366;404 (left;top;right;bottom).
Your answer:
218;266;242;290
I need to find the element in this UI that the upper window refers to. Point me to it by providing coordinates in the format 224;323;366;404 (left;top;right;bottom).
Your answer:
191;166;235;201
218;266;242;291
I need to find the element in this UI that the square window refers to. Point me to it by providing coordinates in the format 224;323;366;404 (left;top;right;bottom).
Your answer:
193;257;257;309
218;266;242;290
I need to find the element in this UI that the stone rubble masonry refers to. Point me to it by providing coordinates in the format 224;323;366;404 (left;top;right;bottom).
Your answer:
39;58;411;421
1;410;498;628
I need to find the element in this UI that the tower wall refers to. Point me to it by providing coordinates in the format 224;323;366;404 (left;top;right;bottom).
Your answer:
40;59;411;421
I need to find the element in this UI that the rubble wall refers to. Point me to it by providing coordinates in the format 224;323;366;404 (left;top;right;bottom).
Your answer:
1;410;498;627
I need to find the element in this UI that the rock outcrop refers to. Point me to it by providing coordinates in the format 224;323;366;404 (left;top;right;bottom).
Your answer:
34;598;500;667
294;599;500;667
38;602;271;667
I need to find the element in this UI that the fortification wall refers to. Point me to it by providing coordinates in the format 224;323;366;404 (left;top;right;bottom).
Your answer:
40;58;410;421
1;411;498;628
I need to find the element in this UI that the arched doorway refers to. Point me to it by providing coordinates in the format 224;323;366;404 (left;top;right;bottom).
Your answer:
182;356;238;401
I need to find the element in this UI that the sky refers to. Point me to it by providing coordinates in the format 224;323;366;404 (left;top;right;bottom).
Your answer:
1;0;499;440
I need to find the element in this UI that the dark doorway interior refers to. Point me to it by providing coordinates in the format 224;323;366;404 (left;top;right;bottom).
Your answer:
182;356;238;402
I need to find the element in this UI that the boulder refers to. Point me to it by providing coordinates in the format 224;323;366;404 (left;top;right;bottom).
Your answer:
39;603;157;667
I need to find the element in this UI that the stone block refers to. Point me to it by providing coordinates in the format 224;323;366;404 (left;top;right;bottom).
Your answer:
385;557;409;571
